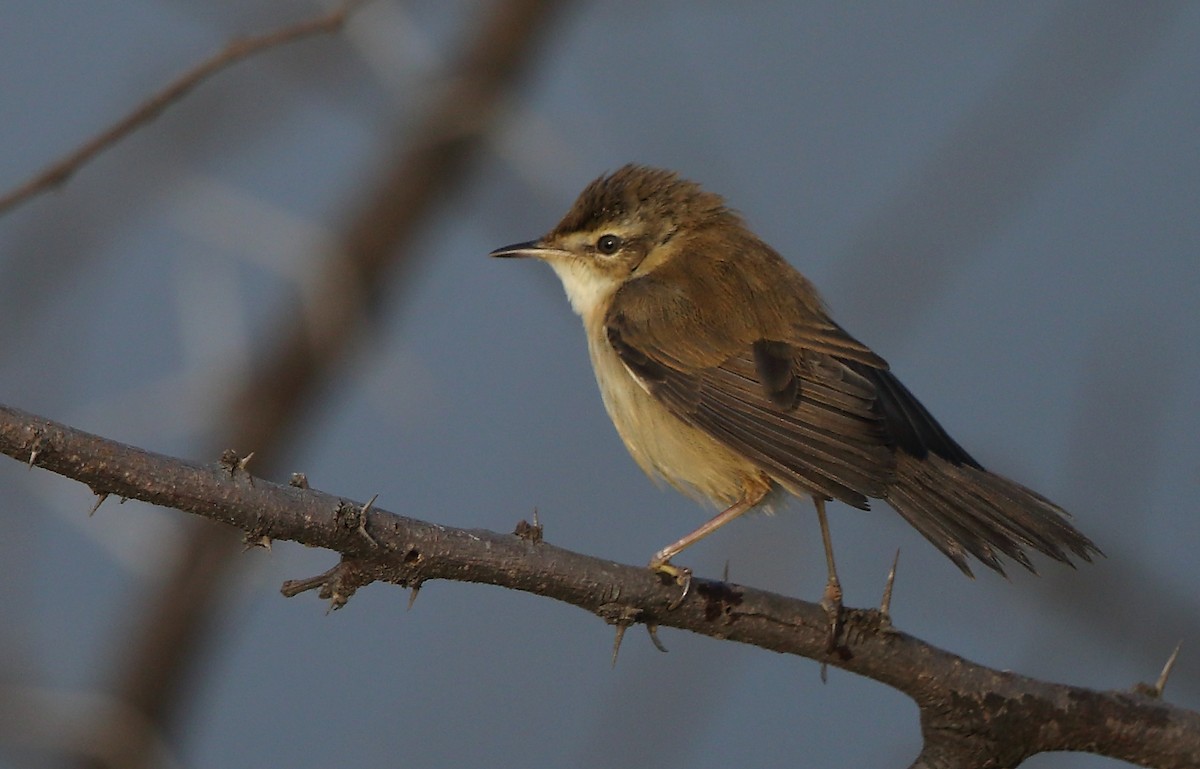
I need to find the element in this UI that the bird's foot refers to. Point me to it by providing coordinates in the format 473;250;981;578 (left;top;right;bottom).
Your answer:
820;577;845;653
649;558;692;610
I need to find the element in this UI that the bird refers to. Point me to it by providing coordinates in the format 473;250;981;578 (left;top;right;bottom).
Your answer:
491;164;1098;624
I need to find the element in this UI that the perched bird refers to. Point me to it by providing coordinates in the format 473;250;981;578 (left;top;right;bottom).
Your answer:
491;164;1097;620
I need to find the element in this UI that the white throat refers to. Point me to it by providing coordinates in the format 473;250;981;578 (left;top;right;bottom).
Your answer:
548;259;621;320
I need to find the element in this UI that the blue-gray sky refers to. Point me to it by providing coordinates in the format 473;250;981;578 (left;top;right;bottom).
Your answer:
1;3;1197;768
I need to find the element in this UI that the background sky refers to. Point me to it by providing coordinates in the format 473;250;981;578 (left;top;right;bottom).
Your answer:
1;2;1198;768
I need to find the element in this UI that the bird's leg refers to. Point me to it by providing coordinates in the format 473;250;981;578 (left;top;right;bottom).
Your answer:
813;497;844;650
650;482;768;609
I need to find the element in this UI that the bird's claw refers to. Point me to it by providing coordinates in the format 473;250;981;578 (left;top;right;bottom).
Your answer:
649;559;692;610
820;577;845;653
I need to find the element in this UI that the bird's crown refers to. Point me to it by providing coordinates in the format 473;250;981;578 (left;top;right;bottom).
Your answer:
550;164;736;239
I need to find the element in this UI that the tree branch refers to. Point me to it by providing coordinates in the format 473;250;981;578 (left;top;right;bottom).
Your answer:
0;0;364;217
2;403;1196;768
51;4;567;768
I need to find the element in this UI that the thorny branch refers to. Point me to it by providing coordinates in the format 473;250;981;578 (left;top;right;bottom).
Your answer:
1;403;1197;769
28;4;567;769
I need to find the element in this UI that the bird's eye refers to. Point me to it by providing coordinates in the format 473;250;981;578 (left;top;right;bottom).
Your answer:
596;234;623;255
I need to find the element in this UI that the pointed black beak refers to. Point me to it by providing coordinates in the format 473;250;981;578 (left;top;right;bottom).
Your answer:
489;240;556;259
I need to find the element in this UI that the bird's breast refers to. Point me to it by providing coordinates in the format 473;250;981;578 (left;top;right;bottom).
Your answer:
584;325;766;507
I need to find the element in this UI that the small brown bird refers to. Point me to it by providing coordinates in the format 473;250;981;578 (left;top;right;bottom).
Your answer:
492;164;1097;618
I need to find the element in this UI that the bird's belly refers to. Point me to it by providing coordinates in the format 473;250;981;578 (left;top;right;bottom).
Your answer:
587;336;766;506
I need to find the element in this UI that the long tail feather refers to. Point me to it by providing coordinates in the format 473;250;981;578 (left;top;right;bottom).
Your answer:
886;452;1100;577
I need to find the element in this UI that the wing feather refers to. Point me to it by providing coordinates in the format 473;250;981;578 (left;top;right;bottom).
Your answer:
605;287;900;508
601;257;1098;576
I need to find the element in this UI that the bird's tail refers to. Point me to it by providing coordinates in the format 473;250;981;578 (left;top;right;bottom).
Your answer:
885;452;1100;577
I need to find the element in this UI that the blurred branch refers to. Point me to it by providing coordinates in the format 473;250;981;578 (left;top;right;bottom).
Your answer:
2;403;1197;769
58;2;566;769
0;0;364;217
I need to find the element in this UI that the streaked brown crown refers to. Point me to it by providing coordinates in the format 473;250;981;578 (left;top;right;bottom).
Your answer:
549;164;740;241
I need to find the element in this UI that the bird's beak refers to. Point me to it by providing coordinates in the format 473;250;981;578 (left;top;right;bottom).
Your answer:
489;240;566;259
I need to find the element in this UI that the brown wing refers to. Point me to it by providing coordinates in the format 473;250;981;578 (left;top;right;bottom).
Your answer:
604;283;902;508
604;265;1099;575
604;272;1100;578
601;214;1105;577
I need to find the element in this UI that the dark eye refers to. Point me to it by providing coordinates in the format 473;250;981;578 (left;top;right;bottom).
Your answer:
596;234;623;255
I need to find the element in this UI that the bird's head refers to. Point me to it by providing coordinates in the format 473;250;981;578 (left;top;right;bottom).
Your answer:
490;164;739;318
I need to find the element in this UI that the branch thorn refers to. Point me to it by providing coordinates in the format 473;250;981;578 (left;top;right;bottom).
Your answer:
357;493;379;547
27;433;43;468
645;623;668;654
219;449;255;477
611;623;628;667
880;548;901;626
1136;641;1183;698
89;492;109;516
243;532;273;551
